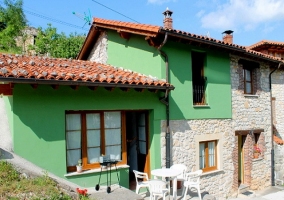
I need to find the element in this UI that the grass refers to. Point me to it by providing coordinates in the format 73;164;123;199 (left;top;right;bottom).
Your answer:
0;161;90;200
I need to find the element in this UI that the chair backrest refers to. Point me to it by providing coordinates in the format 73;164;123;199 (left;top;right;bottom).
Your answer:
170;164;187;179
148;179;168;194
185;169;202;183
133;170;149;182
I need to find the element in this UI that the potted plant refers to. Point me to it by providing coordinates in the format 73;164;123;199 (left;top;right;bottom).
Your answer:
253;145;261;159
76;159;82;173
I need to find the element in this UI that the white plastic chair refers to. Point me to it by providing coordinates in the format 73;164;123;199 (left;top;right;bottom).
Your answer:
133;170;149;194
170;164;187;194
148;179;169;200
182;170;202;200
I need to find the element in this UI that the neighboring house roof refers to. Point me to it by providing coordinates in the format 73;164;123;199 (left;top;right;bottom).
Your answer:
247;40;284;51
274;135;284;145
77;17;283;64
0;53;173;91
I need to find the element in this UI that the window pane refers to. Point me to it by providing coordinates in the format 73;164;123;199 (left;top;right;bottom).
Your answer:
138;113;145;126
66;131;81;149
199;143;205;169
139;141;146;154
87;130;100;147
86;113;100;129
106;145;121;160
139;127;146;141
87;147;100;163
67;149;80;166
105;129;121;145
208;141;215;167
66;114;81;131
246;83;252;94
104;111;121;128
245;69;251;81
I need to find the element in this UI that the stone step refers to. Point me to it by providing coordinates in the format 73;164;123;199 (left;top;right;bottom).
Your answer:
238;190;256;198
238;184;250;194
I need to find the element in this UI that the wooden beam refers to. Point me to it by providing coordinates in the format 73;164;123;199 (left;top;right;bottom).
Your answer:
31;84;38;89
71;85;79;90
51;85;59;90
0;84;13;95
88;86;98;91
148;89;158;93
118;31;130;40
120;87;130;92
235;129;264;136
105;87;115;91
134;88;145;92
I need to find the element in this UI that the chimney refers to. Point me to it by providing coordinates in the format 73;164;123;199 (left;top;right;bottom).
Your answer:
163;8;173;29
222;30;234;44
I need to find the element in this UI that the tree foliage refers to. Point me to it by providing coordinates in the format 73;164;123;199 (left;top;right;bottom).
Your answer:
0;0;26;53
30;24;85;59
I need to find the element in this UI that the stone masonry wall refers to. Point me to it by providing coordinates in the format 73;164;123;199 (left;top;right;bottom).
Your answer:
87;31;108;64
161;119;236;199
230;56;271;190
160;56;272;199
271;70;284;182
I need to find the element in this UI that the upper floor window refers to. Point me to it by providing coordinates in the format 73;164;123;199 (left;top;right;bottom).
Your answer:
192;51;207;105
239;59;259;95
243;68;253;94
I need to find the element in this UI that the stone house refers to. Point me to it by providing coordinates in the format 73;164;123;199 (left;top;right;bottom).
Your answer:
0;9;283;200
15;26;38;55
247;40;284;185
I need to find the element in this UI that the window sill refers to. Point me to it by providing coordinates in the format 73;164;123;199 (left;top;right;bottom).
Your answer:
252;157;263;162
200;169;224;177
193;105;210;108
244;94;259;98
64;164;129;177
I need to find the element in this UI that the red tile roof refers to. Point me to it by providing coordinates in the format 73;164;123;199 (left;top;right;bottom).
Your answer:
274;135;284;145
80;17;284;64
0;53;173;90
93;18;161;37
247;40;284;50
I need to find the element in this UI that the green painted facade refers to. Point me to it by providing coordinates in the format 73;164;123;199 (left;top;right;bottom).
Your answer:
10;84;165;187
107;31;232;120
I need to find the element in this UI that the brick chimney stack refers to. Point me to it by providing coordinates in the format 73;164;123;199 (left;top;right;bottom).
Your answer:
222;30;234;44
163;8;173;29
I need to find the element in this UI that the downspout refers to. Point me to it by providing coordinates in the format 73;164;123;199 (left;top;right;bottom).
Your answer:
157;32;171;168
269;62;283;186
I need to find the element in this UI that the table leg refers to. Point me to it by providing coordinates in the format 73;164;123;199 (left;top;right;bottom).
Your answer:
173;177;177;200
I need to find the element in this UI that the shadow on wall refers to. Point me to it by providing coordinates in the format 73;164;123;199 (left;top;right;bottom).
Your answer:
0;148;14;159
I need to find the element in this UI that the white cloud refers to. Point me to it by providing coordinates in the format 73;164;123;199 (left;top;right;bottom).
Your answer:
147;0;176;5
199;0;284;31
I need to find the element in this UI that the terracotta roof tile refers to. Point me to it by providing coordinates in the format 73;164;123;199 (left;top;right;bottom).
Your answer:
274;135;284;145
0;53;173;90
247;40;284;50
93;17;160;37
92;17;283;63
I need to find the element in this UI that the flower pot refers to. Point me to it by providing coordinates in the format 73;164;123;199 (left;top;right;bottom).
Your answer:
253;152;260;159
76;165;82;173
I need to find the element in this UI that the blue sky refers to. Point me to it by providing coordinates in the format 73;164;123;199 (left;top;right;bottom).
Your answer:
23;0;284;46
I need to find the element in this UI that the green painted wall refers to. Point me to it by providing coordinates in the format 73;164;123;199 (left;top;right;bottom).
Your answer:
12;84;165;187
107;30;165;80
106;33;232;120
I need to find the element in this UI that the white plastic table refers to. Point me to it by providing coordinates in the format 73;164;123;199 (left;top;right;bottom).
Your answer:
151;168;182;200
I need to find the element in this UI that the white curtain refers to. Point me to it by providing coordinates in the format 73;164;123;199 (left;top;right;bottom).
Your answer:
66;114;81;166
199;143;205;169
86;113;101;164
104;111;121;160
208;141;215;167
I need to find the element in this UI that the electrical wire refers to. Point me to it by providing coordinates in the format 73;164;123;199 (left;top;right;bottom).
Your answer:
90;0;140;23
24;9;89;31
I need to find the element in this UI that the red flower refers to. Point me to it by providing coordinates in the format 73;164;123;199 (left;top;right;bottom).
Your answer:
76;188;88;196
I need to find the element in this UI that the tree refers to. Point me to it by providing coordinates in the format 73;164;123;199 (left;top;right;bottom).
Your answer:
0;0;27;53
29;24;85;59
